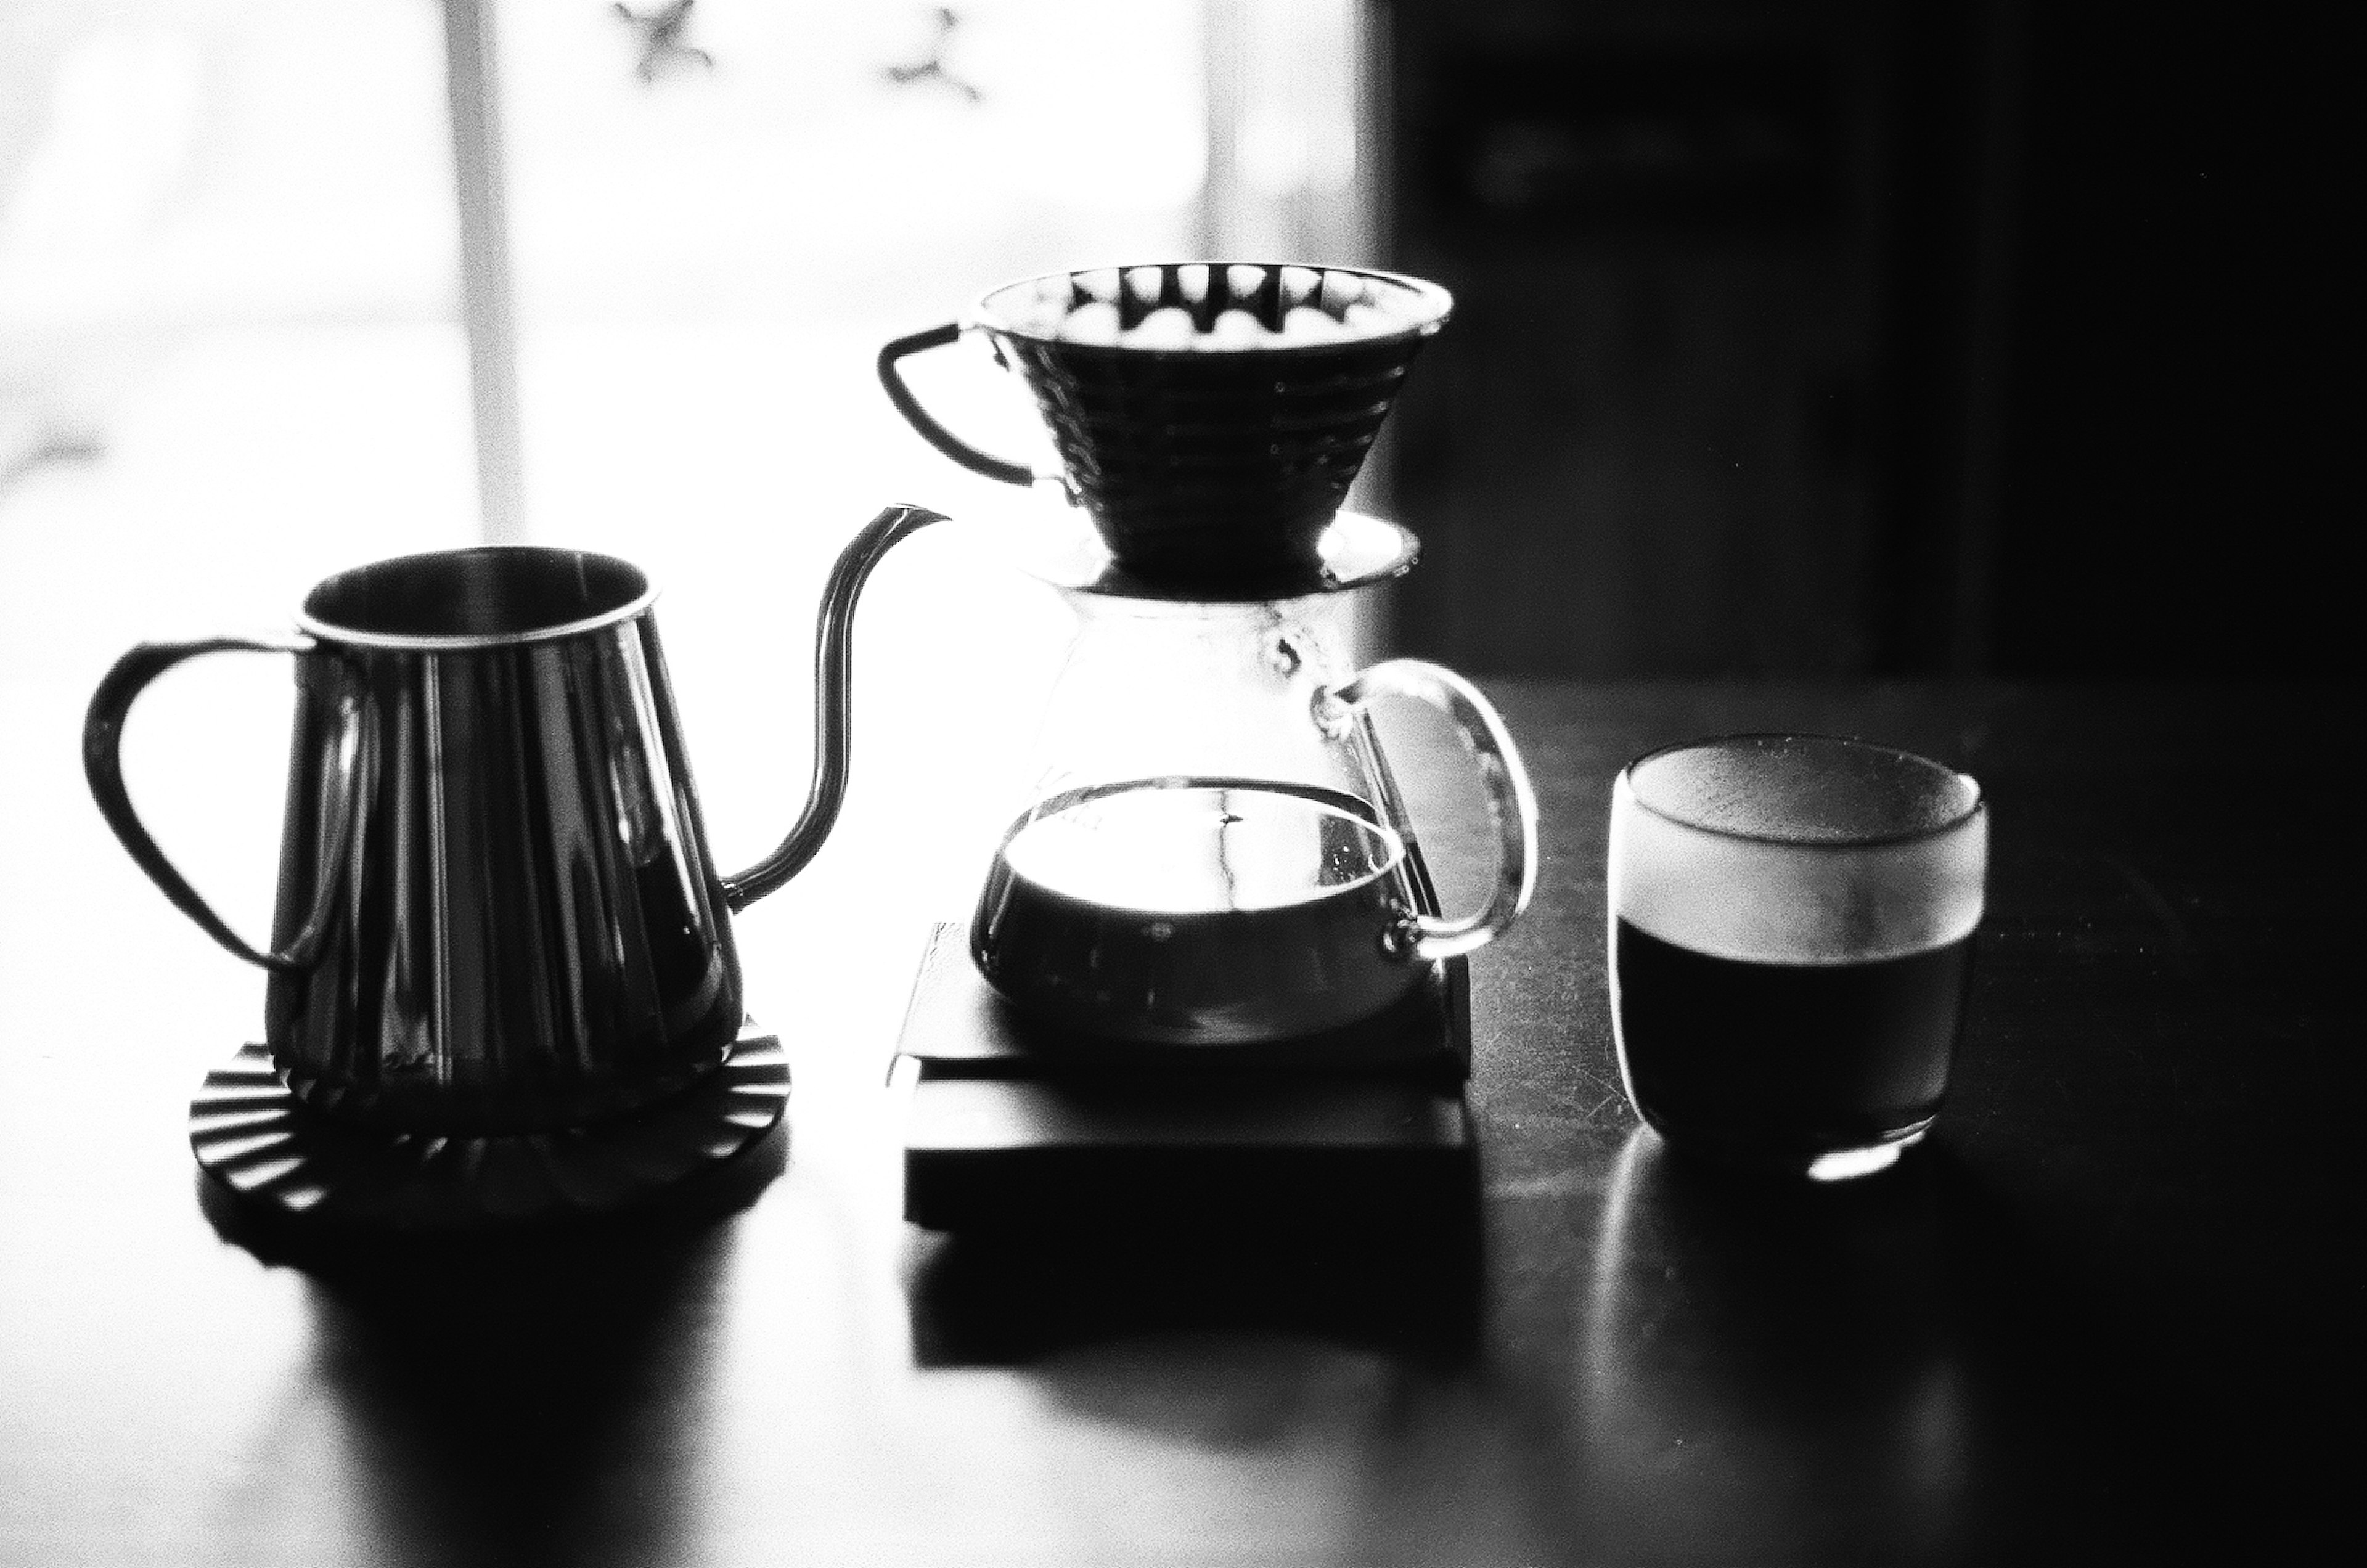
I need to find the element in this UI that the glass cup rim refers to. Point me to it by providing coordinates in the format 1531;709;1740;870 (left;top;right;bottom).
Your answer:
1619;731;1985;850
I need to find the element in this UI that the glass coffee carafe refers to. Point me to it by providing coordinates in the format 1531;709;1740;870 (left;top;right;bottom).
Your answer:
971;513;1534;1046
882;262;1537;1050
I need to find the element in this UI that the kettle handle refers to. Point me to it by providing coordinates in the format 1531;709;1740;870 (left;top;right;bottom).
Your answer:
1318;660;1539;962
877;323;1045;488
720;503;950;912
83;637;367;974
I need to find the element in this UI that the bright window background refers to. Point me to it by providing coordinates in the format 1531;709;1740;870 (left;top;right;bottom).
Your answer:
0;0;1371;1051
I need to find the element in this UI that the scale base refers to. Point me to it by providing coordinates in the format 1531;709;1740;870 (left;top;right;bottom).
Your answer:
190;1021;788;1231
893;925;1476;1233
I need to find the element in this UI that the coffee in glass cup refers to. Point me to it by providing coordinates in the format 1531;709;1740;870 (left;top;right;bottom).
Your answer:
1606;733;1987;1179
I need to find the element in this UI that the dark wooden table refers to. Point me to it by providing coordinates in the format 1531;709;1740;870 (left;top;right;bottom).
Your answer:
2;680;2355;1566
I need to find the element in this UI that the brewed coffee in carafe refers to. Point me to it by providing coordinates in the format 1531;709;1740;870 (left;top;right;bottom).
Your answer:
880;263;1539;1050
975;775;1415;1043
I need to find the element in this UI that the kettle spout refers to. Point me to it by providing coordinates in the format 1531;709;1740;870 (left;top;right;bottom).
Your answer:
720;503;949;912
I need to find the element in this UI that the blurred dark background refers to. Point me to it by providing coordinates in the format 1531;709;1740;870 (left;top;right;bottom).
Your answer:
2;1;2347;688
1379;0;2355;679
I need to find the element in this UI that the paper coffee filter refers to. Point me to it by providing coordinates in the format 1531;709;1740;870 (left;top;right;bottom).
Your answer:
977;263;1448;346
1609;740;1987;967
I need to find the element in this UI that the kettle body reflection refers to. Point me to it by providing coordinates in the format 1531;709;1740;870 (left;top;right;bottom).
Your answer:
84;504;946;1133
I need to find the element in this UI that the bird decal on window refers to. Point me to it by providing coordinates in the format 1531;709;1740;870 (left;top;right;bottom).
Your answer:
613;0;714;85
884;7;982;102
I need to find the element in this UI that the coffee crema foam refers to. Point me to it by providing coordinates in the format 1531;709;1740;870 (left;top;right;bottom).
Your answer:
1611;735;1985;967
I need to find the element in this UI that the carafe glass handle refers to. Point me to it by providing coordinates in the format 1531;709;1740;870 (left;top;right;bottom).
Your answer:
1319;659;1539;962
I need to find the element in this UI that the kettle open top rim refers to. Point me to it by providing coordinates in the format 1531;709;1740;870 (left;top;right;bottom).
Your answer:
293;544;663;653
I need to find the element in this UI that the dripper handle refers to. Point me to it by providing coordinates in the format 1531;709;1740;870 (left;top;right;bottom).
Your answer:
877;323;1042;488
1319;660;1539;962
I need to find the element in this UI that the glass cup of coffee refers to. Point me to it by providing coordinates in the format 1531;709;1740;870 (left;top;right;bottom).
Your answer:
1606;733;1986;1180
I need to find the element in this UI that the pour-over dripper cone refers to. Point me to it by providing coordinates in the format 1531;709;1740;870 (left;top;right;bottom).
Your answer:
881;263;1452;592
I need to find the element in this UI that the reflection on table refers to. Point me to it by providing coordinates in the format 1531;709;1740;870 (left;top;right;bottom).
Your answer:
0;680;2353;1566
